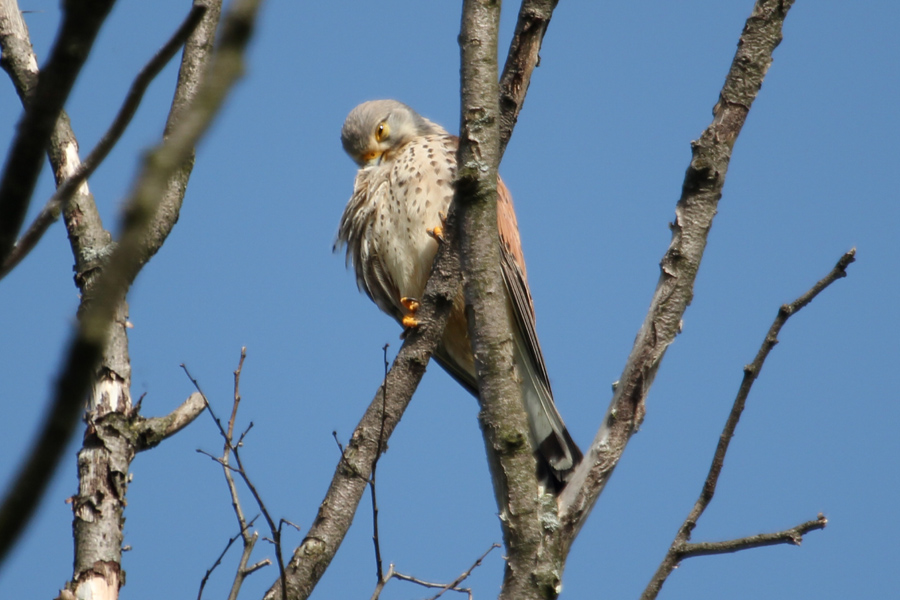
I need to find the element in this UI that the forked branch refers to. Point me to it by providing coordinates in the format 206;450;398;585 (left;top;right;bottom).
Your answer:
369;543;500;600
0;4;208;280
641;249;853;600
0;0;117;264
190;349;287;600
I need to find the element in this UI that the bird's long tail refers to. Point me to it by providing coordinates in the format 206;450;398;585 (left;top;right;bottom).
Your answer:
513;332;583;488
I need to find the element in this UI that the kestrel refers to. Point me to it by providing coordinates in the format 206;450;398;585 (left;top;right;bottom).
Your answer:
336;100;581;486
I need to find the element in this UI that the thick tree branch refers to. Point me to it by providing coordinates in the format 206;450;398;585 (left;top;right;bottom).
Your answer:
146;0;224;260
0;0;112;299
0;0;117;265
457;3;566;600
558;0;797;541
70;0;253;434
265;221;463;600
458;0;511;515
66;4;223;598
641;250;852;599
1;3;112;370
264;3;563;597
0;0;120;568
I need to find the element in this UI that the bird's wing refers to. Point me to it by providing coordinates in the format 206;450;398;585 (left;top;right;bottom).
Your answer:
497;178;582;476
496;177;551;391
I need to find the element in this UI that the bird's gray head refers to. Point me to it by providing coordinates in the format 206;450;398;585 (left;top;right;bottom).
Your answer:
341;100;447;167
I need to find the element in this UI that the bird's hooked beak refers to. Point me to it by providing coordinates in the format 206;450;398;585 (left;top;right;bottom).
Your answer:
360;150;383;166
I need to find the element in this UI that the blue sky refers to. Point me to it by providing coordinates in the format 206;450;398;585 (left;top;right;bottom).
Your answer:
1;1;897;598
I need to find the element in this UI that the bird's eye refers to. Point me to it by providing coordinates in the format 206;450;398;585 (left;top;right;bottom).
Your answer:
375;122;389;142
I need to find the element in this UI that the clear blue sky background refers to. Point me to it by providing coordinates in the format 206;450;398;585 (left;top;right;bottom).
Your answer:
1;1;897;598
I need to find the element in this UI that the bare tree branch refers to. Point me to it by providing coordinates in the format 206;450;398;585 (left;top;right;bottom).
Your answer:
558;0;798;541
676;515;828;557
0;0;117;264
0;0;114;301
220;350;275;600
194;349;308;600
198;518;261;600
0;3;221;589
0;0;121;568
134;391;207;452
369;543;500;600
641;250;853;599
457;3;568;600
498;0;558;158
427;543;501;600
65;5;225;594
0;4;208;280
146;0;224;259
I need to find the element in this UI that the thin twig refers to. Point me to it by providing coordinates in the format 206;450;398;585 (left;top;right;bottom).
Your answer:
198;518;257;600
370;343;390;582
235;421;254;447
679;515;828;558
393;571;472;595
687;249;855;532
243;555;272;575
228;347;248;439
217;349;261;600
331;432;346;455
640;250;853;600
194;349;283;600
183;363;225;436
368;564;394;600
369;543;499;600
198;528;239;600
0;4;208;280
207;348;289;600
227;530;261;600
427;543;501;600
196;449;240;471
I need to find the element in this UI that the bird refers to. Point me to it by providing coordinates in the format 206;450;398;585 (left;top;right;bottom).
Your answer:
335;99;582;488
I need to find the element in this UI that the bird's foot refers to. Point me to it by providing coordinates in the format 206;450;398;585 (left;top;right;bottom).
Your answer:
427;212;447;243
400;297;420;329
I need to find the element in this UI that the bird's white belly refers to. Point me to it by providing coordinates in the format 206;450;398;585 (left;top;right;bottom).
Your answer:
379;159;453;300
372;201;441;302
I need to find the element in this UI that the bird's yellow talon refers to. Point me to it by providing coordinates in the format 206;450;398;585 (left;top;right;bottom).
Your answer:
400;297;420;328
400;297;419;312
427;212;448;242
